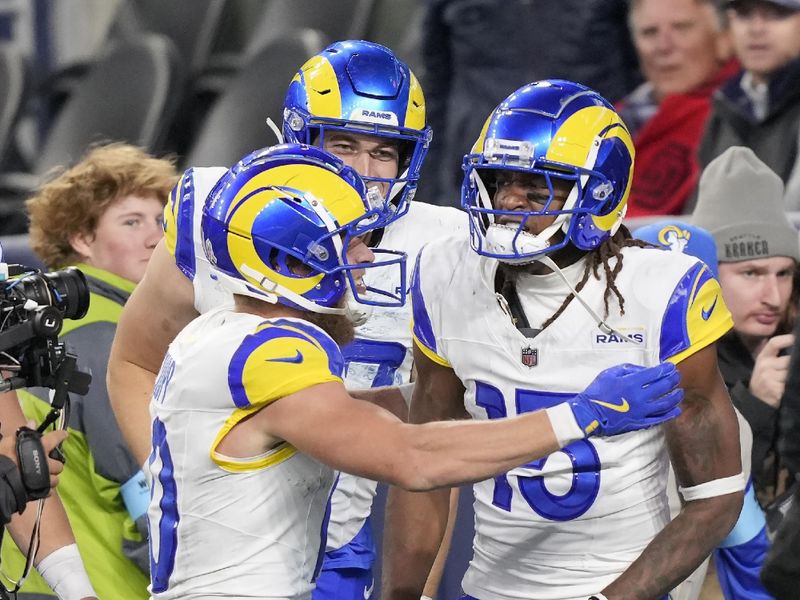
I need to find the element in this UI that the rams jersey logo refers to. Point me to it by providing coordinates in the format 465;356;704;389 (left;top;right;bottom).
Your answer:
592;330;646;346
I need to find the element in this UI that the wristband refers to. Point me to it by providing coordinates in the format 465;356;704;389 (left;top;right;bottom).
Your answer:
679;472;746;501
545;403;585;447
37;543;96;600
120;470;150;521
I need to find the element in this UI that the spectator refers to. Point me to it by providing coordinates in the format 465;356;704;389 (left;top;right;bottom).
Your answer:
419;0;640;205
693;145;800;504
698;0;800;185
619;0;737;216
0;143;178;599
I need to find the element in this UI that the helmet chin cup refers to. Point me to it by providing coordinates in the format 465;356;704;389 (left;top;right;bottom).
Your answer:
484;224;550;264
343;288;373;326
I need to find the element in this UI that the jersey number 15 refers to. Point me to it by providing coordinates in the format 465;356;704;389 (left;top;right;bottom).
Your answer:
476;381;601;521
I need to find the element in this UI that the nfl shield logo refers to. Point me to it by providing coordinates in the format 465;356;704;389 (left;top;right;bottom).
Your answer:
521;347;538;368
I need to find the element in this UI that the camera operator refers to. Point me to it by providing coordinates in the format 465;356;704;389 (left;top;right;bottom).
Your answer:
0;256;97;600
0;390;96;600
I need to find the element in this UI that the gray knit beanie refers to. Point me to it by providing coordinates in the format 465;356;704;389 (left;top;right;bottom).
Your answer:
692;146;800;263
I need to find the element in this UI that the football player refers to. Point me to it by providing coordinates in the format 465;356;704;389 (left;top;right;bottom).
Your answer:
146;143;684;599
382;80;745;600
108;40;464;599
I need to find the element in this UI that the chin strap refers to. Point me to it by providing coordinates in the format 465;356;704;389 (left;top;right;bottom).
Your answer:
342;288;372;326
265;117;284;144
385;167;409;204
237;264;347;316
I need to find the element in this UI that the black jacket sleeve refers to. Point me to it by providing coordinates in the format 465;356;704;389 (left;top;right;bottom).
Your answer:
0;455;27;525
778;319;800;477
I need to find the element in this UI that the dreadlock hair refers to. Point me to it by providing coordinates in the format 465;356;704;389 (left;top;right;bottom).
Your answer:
540;224;652;329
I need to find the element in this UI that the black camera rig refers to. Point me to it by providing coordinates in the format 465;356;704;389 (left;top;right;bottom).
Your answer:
0;262;92;597
0;262;93;495
0;263;91;399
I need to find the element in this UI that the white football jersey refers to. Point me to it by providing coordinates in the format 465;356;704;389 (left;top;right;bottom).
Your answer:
163;168;467;551
330;200;468;550
411;237;733;600
148;309;341;599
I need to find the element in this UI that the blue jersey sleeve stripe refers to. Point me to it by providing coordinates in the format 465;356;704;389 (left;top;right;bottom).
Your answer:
311;473;337;582
659;261;703;361
410;252;438;356
174;169;197;281
270;319;344;378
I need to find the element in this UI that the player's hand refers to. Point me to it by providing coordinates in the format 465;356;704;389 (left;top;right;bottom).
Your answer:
568;362;683;437
750;333;794;408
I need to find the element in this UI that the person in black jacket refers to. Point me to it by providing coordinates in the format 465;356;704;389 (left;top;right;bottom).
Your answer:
693;146;800;504
698;0;800;189
759;316;800;599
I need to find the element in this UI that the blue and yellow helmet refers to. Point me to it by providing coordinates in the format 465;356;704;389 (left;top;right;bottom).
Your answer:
202;143;406;315
282;40;431;220
462;79;635;263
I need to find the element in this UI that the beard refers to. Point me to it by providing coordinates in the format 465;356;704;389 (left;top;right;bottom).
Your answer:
305;309;355;347
233;293;356;346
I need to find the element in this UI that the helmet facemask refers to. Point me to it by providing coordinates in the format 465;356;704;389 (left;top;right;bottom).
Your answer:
283;109;430;222
463;129;628;264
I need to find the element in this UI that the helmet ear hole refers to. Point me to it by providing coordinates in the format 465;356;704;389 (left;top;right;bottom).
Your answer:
284;253;314;277
591;136;632;216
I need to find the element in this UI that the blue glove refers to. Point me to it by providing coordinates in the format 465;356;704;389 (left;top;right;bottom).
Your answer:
569;362;683;437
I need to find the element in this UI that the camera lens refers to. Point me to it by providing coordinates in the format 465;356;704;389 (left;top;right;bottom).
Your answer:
44;267;90;320
14;268;90;320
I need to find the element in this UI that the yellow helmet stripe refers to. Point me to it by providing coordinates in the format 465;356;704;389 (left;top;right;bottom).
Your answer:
405;71;426;131
470;113;494;155
225;164;365;295
300;55;342;120
547;106;635;231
